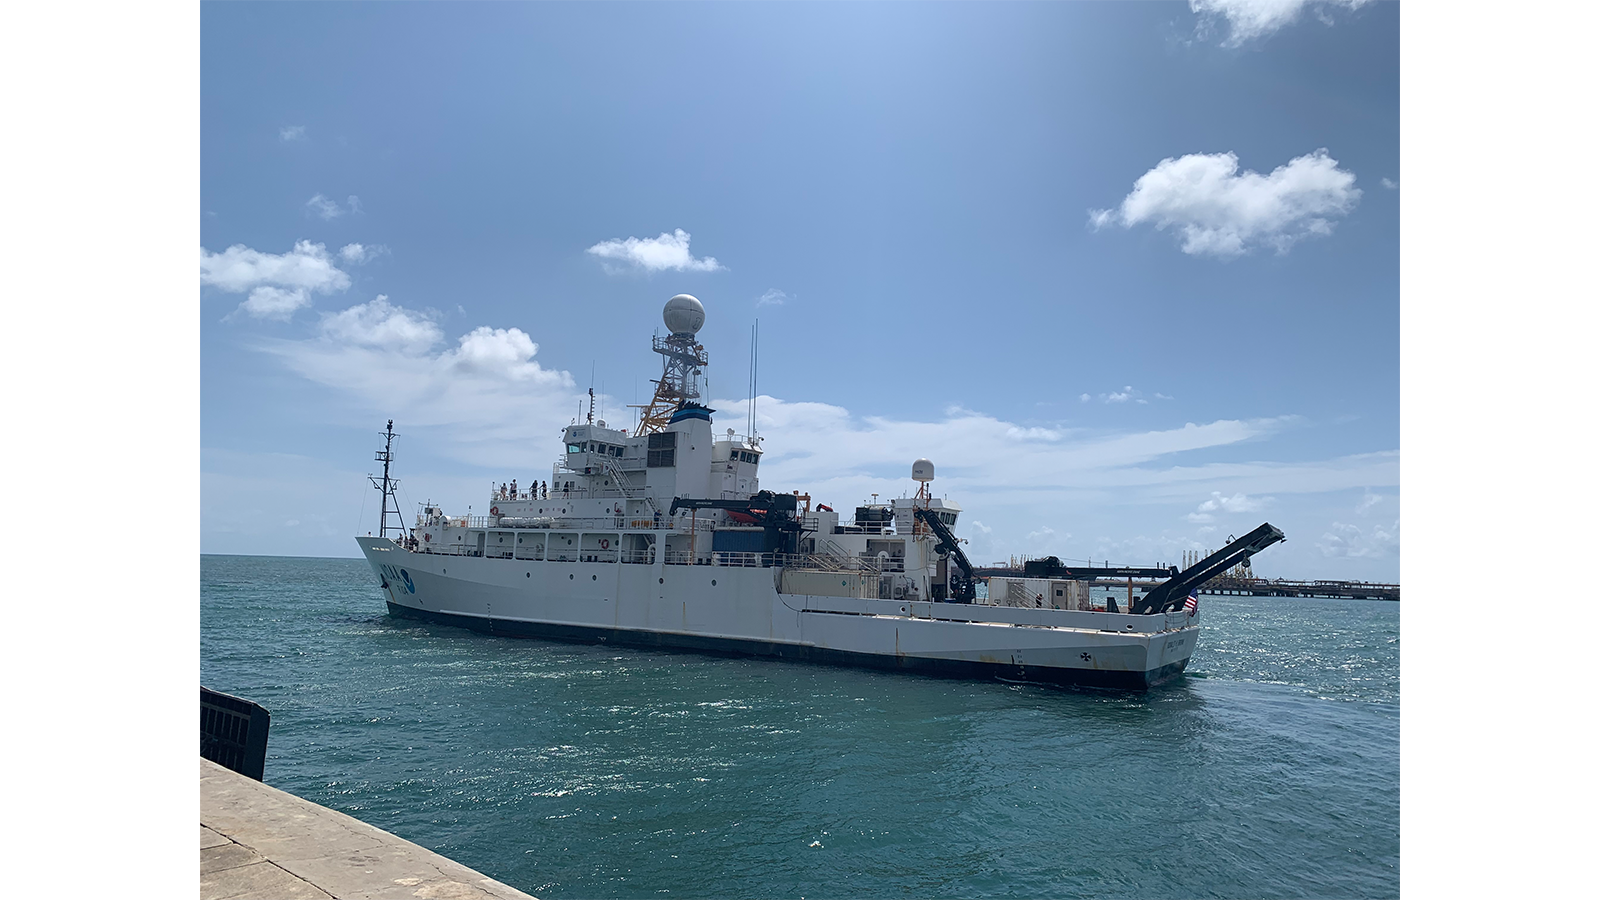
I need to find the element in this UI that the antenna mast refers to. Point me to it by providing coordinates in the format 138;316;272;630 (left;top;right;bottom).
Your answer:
748;318;759;438
369;420;404;539
631;294;709;436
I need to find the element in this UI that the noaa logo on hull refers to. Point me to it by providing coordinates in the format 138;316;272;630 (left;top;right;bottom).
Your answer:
379;564;417;594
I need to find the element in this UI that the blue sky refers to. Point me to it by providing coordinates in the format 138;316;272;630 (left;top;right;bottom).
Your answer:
201;1;1400;580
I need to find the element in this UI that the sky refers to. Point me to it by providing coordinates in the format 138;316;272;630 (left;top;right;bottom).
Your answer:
200;0;1400;581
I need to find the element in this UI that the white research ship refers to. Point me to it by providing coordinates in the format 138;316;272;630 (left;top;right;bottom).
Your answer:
357;294;1284;689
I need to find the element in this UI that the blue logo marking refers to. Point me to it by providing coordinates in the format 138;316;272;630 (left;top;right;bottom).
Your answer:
400;569;415;594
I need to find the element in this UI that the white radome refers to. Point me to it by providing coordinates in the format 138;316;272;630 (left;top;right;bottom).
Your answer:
663;294;705;335
912;458;935;482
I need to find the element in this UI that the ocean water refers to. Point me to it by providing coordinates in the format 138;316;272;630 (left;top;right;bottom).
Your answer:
200;555;1398;899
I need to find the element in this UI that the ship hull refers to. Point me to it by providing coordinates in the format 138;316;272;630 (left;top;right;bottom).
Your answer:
359;537;1197;690
383;600;1189;689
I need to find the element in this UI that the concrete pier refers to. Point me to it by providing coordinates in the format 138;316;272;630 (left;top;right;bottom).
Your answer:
200;758;537;900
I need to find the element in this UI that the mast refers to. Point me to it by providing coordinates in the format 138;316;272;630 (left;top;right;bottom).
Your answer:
369;419;404;539
630;294;709;436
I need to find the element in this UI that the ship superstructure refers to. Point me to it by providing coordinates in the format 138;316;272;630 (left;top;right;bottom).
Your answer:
359;294;1283;689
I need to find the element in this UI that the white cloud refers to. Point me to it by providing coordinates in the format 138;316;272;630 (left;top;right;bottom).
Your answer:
279;125;306;141
1189;491;1273;524
1086;385;1165;404
238;286;311;321
1089;149;1361;258
1356;490;1383;514
200;240;353;317
339;243;388;264
586;229;725;273
261;298;577;467
1381;177;1398;190
1317;518;1398;558
1190;0;1371;47
715;394;1301;503
318;295;441;354
756;288;787;307
306;194;361;220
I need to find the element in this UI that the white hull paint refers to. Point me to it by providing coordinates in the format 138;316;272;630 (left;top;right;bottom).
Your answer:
358;537;1199;689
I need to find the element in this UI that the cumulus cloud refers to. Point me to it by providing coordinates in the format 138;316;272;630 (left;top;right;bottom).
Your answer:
306;194;361;220
238;286;311;321
586;229;725;273
1356;490;1383;514
1317;519;1398;558
1187;491;1273;522
1381;177;1398;190
201;240;356;318
280;125;306;141
756;288;787;308
339;243;389;264
261;298;577;466
1089;149;1361;258
318;295;441;354
1190;0;1371;47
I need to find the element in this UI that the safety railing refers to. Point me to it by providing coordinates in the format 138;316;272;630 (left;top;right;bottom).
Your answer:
412;544;483;557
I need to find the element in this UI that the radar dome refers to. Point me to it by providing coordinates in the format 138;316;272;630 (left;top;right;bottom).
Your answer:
663;294;705;335
912;459;935;482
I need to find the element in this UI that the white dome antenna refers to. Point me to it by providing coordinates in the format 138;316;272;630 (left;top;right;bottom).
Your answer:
634;295;710;437
663;294;705;336
912;459;935;482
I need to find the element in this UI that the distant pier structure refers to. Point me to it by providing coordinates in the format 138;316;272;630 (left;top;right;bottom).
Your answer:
1195;575;1399;601
973;563;1399;603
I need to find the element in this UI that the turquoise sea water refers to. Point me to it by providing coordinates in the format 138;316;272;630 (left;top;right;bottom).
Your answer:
200;555;1398;899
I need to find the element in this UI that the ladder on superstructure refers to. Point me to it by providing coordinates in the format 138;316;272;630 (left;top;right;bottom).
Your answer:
597;454;661;519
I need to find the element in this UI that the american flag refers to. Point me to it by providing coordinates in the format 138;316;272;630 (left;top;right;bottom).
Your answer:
1184;591;1199;616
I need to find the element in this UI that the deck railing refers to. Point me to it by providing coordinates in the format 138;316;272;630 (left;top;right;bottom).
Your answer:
398;544;885;574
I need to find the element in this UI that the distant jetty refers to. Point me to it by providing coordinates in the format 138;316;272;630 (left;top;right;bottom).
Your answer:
973;569;1398;602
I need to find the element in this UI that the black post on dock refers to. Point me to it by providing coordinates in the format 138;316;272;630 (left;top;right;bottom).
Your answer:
201;686;271;781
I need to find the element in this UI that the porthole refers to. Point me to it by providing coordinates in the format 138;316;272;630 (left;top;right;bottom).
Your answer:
659;578;664;584
592;574;598;581
711;579;717;586
569;574;574;580
526;572;531;578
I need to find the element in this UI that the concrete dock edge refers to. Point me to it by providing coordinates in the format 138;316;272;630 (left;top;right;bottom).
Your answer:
200;758;537;900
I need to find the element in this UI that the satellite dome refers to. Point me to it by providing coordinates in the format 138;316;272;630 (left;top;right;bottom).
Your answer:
663;294;705;335
912;459;935;482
